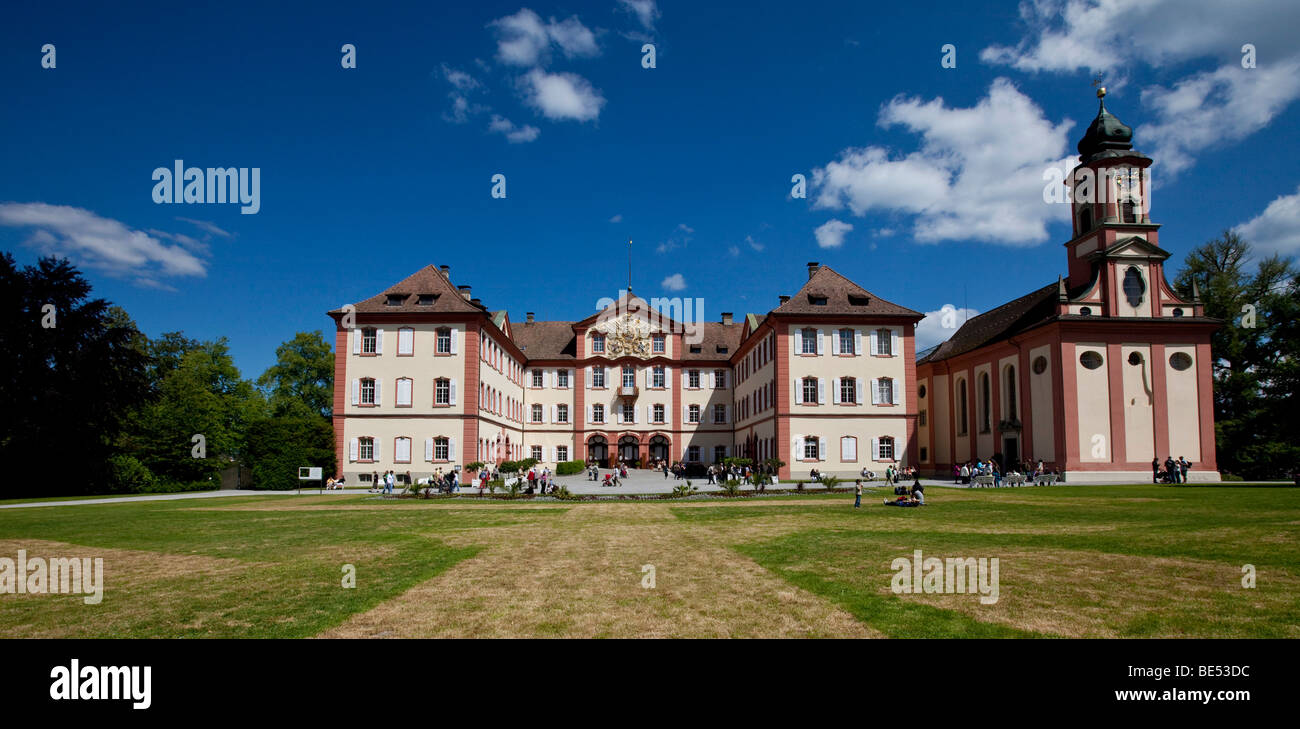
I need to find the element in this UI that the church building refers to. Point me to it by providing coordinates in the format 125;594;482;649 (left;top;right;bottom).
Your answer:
915;90;1220;482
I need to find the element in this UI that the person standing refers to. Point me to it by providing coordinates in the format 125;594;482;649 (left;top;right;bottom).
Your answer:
853;479;863;509
1179;457;1190;483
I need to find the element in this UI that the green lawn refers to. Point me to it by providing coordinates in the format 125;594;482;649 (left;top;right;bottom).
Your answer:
0;485;1295;638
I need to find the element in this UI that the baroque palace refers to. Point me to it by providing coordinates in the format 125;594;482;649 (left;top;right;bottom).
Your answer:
329;93;1220;484
329;261;921;484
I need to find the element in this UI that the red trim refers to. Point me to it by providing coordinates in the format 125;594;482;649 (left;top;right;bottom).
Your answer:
1106;342;1126;464
333;327;348;471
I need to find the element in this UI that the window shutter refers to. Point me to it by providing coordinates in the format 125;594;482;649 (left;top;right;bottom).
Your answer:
449;328;458;354
663;404;670;424
349;438;358;462
374;438;381;461
375;329;384;354
634;405;639;424
588;405;593;423
817;329;825;355
552;404;558;423
542;405;548;424
683;405;689;424
869;329;878;355
817;379;825;405
449;378;457;405
818;437;826;460
351;379;359;406
723;405;730;423
891;382;899;405
892;329;900;357
833;329;841;353
793;378;801;404
375;379;382;405
854;330;862;355
448;438;455;460
586;366;591;388
794;435;803;458
665;366;672;389
871;437;880;460
645;367;651;387
425;438;433;462
832;378;841;404
872;379;880;405
352;330;360;355
794;328;803;353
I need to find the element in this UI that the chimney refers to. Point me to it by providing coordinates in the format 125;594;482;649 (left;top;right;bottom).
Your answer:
779;295;790;305
439;264;451;280
807;261;821;280
526;312;535;324
471;298;482;307
721;312;733;326
458;285;471;300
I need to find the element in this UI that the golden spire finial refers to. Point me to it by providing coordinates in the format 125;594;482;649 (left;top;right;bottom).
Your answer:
1092;71;1106;99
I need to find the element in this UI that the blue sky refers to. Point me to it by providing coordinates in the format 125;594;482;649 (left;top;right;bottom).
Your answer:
3;0;1299;378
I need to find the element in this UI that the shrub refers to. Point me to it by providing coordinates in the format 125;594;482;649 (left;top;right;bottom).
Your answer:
672;482;698;498
719;479;742;496
822;476;840;490
553;485;575;500
107;454;157;493
556;460;586;476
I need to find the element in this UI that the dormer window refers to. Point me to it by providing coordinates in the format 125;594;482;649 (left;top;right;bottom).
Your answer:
716;346;728;354
809;296;828;306
417;294;436;306
385;294;406;307
689;345;702;354
848;295;869;306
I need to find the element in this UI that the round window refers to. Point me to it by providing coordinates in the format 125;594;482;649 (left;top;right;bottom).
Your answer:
1080;351;1104;370
1172;308;1184;317
1032;356;1048;375
918;385;927;399
1127;352;1143;366
1169;352;1193;371
1079;306;1092;316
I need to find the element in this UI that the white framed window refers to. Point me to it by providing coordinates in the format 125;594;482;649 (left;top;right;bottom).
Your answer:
713;369;727;389
652;334;665;353
592;333;605;353
804;438;819;460
840;377;856;404
838;328;855;355
688;404;700;423
531;445;543;461
622;403;635;423
359;437;375;461
652;365;665;388
878;436;895;460
436;329;451;354
434;378;450;405
876;377;895;405
713;403;726;424
532;370;544;388
622;365;636;388
557;369;570;388
557;446;569;462
687;445;701;462
361;328;378;354
802;377;817;404
592;367;606;388
434;437;449;461
875;328;892;356
556;404;569;423
592;404;605;423
688;370;700;388
841;436;857;461
397;327;414;355
531;404;543;423
360;378;376;405
396;377;413;407
395;437;412;463
653;404;665;423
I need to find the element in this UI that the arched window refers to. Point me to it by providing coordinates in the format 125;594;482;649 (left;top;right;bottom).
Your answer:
1078;207;1093;233
957;379;968;435
1121;198;1138;223
979;372;991;433
1005;365;1017;418
1123;266;1147;308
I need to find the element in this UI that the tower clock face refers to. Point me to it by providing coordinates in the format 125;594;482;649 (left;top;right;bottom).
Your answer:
1114;169;1138;192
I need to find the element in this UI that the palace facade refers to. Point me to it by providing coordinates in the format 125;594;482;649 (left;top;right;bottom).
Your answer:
329;262;922;483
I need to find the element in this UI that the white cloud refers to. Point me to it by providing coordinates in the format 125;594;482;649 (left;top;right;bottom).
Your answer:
487;114;541;143
617;0;660;30
655;223;694;254
441;63;482;92
915;306;980;352
0;203;209;286
981;0;1300;75
1140;59;1300;174
609;214;622;223
661;273;686;291
175;217;232;238
520;68;605;122
1235;184;1300;256
745;234;764;252
811;79;1076;245
814;219;853;248
489;9;600;67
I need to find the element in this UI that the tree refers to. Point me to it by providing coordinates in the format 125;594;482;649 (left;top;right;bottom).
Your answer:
257;331;334;418
243;416;336;490
0;255;153;495
1173;230;1300;479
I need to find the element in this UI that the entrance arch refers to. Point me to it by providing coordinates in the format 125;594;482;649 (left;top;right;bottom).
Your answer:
649;435;670;463
618;435;640;464
587;435;608;464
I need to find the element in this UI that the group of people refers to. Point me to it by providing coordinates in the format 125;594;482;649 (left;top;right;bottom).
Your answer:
523;466;554;494
1153;456;1192;484
952;458;1059;486
850;478;925;508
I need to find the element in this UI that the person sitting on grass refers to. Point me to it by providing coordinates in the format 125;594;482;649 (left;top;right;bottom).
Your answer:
883;494;921;507
911;482;925;504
